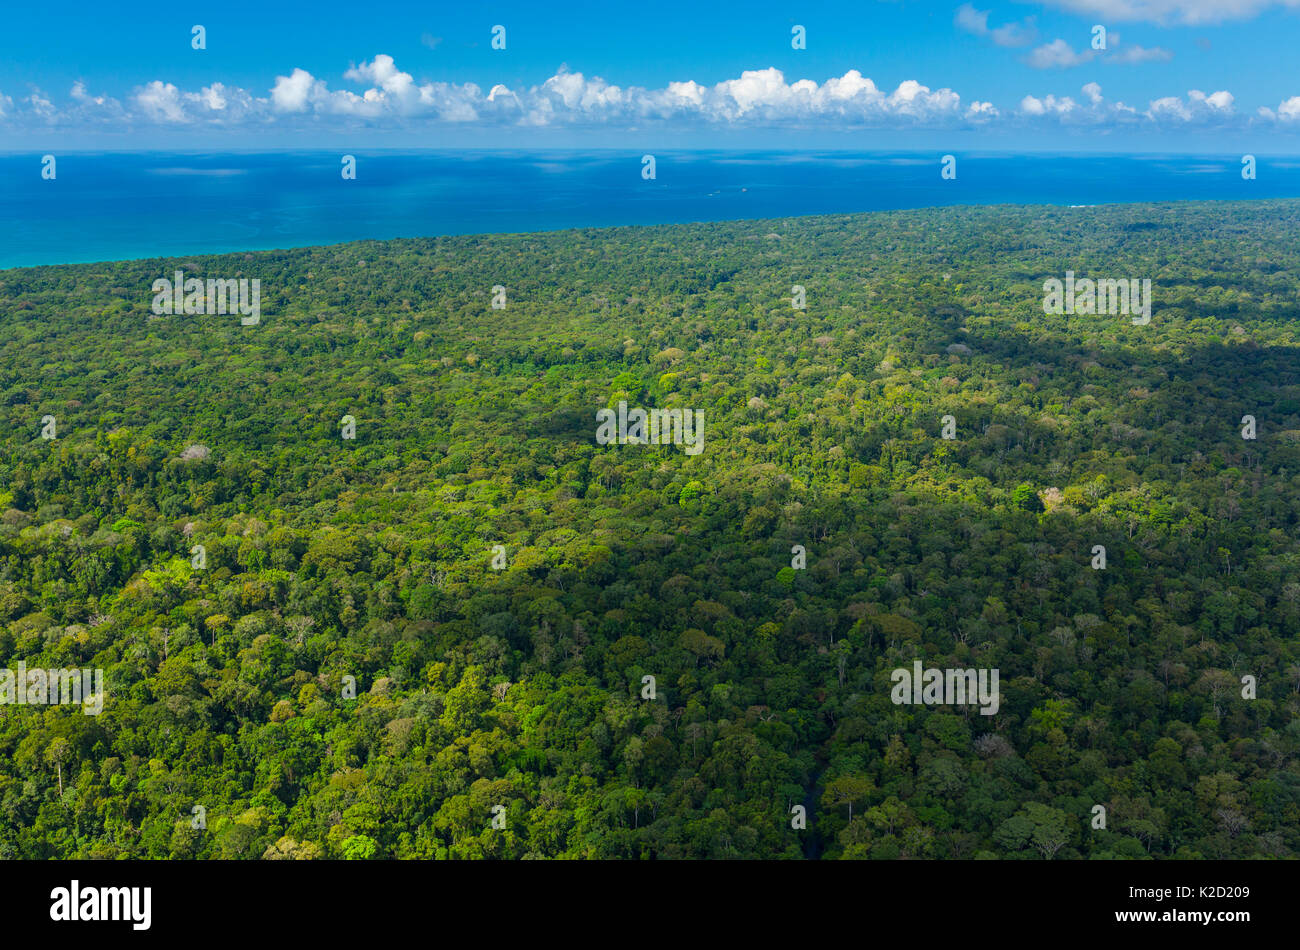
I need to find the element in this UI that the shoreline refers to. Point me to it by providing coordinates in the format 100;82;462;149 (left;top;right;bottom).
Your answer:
5;194;1300;273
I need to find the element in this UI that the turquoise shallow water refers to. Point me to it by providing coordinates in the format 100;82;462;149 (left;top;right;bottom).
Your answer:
1;150;1296;268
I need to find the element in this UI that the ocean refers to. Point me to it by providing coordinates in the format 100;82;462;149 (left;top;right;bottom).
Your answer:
2;150;1298;269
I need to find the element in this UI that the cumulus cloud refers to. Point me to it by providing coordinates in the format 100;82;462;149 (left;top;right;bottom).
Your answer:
45;59;981;130
1259;95;1300;121
1192;88;1234;110
134;80;254;123
1146;87;1234;122
539;67;625;114
269;58;483;121
0;55;1282;138
344;55;431;110
271;68;325;113
135;81;187;122
266;62;984;128
477;66;977;127
1018;81;1233;126
62;81;125;124
1019;92;1082;117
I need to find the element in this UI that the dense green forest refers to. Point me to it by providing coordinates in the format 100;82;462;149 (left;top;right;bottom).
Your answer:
2;199;1300;860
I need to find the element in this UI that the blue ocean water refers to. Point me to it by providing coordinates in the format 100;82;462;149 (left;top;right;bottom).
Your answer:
2;150;1298;269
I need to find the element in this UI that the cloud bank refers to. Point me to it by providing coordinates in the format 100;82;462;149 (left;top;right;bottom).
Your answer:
1;55;1296;136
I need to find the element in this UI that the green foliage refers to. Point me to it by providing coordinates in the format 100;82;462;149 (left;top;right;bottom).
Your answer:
1;201;1299;859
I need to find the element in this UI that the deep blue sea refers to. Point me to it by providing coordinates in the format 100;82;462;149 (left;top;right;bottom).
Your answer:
2;150;1299;269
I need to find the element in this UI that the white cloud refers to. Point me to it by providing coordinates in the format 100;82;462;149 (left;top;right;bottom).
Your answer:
271;68;324;113
476;65;976;127
541;67;624;113
136;81;187;122
956;3;992;33
0;54;1281;139
1031;0;1300;24
343;54;428;113
1146;88;1234;121
198;84;227;111
27;91;56;118
63;81;126;123
1020;92;1080;116
955;3;1039;46
1262;95;1300;121
71;81;101;105
1026;39;1098;68
1190;88;1234;110
1147;96;1191;119
1025;32;1172;68
1020;81;1232;126
238;60;986;129
133;79;256;123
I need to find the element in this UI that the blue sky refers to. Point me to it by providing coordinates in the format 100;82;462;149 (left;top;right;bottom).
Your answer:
3;0;1300;150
